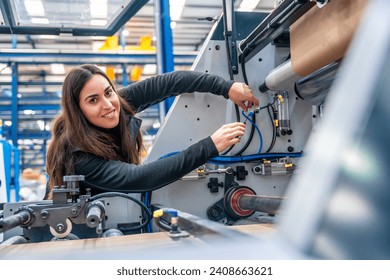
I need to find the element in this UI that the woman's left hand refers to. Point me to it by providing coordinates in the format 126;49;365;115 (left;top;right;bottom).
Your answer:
228;82;259;111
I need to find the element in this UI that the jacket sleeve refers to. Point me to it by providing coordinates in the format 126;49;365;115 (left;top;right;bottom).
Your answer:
73;137;219;193
118;70;234;112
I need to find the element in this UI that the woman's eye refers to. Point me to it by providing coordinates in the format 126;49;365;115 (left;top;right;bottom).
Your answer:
89;98;97;104
105;89;113;96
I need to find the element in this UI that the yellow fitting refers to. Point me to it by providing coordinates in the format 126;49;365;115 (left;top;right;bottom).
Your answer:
131;65;143;82
106;67;115;81
153;209;164;218
277;95;284;102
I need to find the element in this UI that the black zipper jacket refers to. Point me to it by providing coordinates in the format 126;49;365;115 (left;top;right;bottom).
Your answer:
72;70;234;195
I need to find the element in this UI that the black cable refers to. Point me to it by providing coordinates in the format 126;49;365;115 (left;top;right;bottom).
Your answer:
145;191;153;233
227;49;258;156
222;0;234;81
90;192;152;232
154;217;172;232
240;48;250;85
265;104;277;153
220;0;240;156
140;192;150;233
233;113;256;156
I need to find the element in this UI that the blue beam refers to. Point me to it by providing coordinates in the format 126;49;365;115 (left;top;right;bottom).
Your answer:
0;104;61;111
0;92;60;97
11;62;18;146
0;50;196;65
156;0;175;114
0;81;61;86
12;146;20;202
122;63;128;86
17;132;52;139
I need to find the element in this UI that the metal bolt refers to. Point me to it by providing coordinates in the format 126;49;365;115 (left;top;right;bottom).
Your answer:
41;210;49;219
253;166;261;173
56;223;65;232
71;208;77;215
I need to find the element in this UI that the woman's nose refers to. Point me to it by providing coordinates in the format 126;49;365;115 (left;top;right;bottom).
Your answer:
102;97;112;108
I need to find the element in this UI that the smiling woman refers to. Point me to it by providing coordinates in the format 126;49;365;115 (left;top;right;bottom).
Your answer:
44;64;258;199
79;74;121;129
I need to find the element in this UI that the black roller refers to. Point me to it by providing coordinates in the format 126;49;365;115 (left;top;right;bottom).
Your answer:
0;210;33;233
238;195;283;216
259;82;269;93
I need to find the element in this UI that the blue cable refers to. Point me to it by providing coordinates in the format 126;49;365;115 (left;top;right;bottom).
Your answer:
207;152;302;164
241;110;263;154
158;151;180;159
159;151;302;164
144;191;153;233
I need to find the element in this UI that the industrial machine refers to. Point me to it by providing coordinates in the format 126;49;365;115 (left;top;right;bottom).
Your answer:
1;0;390;260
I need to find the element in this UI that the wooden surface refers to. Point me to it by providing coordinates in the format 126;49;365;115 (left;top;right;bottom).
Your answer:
0;224;275;259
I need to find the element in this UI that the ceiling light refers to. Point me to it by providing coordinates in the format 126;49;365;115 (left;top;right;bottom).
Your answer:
31;17;49;24
90;0;107;18
152;122;161;129
238;0;261;11
23;110;35;115
170;0;186;21
143;64;157;75
50;63;65;74
91;19;107;26
121;29;129;37
37;120;45;131
24;0;45;16
38;35;57;39
0;64;11;74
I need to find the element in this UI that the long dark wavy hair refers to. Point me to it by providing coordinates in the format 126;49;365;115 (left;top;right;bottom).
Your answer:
46;64;143;198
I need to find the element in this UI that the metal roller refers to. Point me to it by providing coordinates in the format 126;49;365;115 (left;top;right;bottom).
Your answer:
238;195;282;216
294;61;340;106
0;207;34;233
259;60;302;93
224;186;283;219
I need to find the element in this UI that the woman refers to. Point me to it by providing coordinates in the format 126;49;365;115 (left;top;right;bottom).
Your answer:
45;64;259;199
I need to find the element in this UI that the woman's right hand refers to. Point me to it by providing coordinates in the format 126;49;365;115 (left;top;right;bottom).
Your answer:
210;122;246;153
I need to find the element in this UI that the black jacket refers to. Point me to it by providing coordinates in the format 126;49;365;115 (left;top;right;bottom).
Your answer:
72;70;234;195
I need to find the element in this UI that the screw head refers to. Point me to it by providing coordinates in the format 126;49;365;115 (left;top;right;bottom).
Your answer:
41;210;49;219
56;223;65;232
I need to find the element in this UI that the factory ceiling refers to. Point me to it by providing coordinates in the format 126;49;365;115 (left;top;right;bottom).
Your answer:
0;0;278;149
0;0;278;54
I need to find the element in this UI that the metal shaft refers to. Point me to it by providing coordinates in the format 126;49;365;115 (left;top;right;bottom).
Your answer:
0;210;32;233
238;195;283;216
86;201;104;228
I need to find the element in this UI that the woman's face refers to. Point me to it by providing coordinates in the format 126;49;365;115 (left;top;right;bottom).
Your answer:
79;74;121;129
